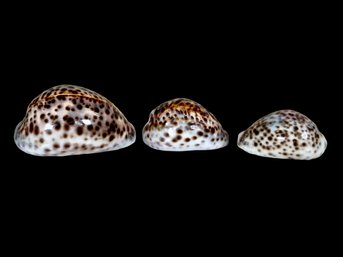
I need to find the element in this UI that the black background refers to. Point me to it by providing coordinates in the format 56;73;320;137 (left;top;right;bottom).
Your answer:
2;6;338;248
5;13;332;169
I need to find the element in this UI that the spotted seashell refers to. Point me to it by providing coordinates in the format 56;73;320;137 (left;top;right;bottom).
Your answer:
237;110;327;160
14;85;136;156
142;98;228;151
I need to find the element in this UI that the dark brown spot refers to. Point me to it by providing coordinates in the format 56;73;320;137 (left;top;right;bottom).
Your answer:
53;143;60;149
108;123;117;133
197;131;204;136
177;129;183;134
57;95;66;101
66;117;75;125
55;122;61;130
109;135;115;141
87;125;93;131
76;126;83;135
64;143;70;149
39;138;44;143
34;125;39;135
185;138;190;142
164;132;169;137
77;104;82;110
253;129;259;135
160;137;165;142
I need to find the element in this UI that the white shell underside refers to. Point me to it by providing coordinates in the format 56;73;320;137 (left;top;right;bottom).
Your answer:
237;110;327;160
14;121;136;156
143;120;228;151
237;130;327;160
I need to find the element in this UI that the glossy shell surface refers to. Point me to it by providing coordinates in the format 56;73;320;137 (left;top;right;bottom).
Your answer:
14;85;136;156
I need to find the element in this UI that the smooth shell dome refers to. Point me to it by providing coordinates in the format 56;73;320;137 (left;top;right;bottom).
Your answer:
14;85;136;156
237;110;327;160
142;98;229;151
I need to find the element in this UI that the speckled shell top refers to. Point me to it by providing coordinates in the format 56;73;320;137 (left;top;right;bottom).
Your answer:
142;98;228;151
237;110;327;160
14;85;136;156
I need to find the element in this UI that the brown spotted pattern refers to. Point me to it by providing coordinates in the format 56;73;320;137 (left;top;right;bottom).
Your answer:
14;85;136;156
237;110;327;160
143;98;228;151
